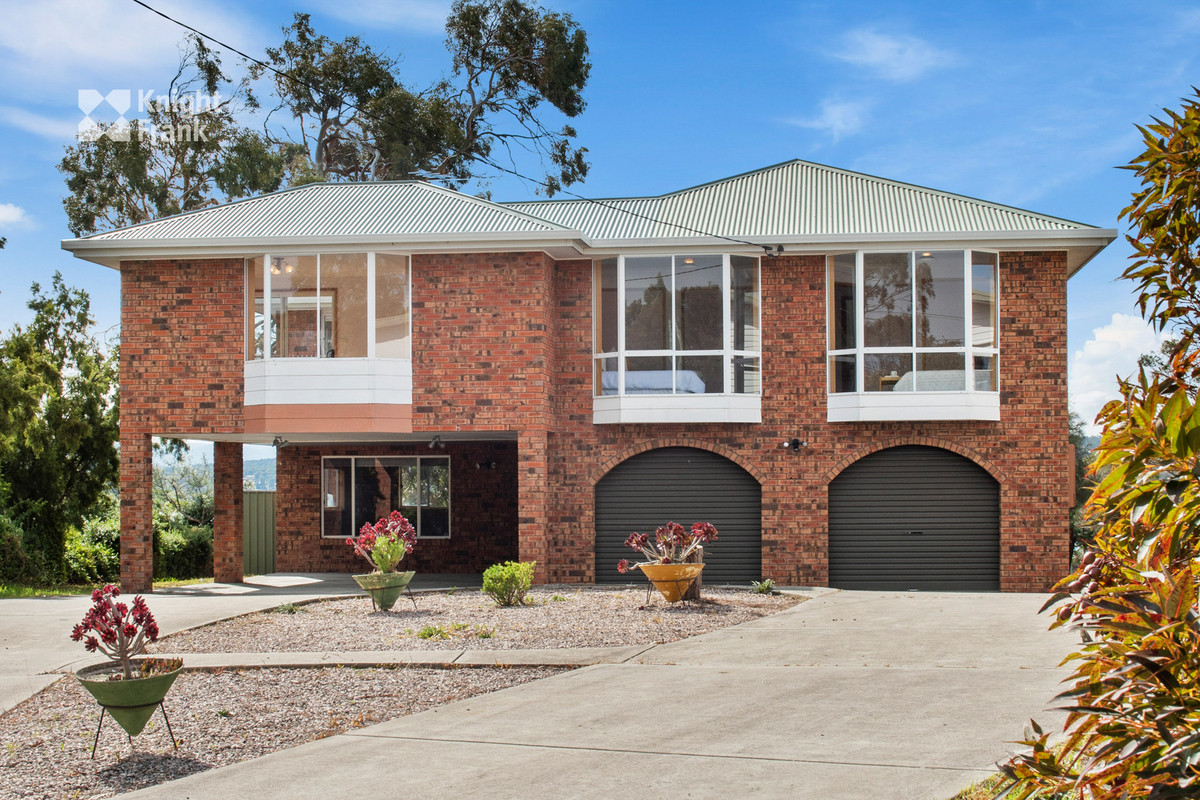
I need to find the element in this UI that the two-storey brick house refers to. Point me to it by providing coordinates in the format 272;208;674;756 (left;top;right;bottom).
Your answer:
63;160;1115;593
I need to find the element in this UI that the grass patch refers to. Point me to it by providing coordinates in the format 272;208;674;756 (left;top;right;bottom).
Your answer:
0;576;215;598
0;582;95;598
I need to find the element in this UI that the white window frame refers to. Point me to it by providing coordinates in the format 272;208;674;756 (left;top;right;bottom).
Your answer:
246;250;412;362
320;455;451;540
825;249;1000;422
592;253;761;398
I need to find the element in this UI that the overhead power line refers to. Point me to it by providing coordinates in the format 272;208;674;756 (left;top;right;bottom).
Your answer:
125;0;783;255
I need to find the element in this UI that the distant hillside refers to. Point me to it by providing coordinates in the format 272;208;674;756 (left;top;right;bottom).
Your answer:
243;458;276;491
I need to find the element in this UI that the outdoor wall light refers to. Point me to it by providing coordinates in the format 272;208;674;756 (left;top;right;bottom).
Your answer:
272;436;289;448
474;461;497;470
429;435;445;449
780;438;806;452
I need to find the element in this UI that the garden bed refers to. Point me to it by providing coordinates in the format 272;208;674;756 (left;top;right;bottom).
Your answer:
0;665;563;800
149;585;802;654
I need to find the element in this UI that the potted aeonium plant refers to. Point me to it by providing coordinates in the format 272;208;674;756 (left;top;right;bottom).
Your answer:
617;521;718;603
347;510;419;611
72;584;183;740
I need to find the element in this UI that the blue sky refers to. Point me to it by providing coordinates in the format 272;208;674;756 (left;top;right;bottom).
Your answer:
2;0;1198;444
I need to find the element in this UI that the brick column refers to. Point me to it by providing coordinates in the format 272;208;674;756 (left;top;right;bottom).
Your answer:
119;431;154;592
213;441;244;583
517;431;550;582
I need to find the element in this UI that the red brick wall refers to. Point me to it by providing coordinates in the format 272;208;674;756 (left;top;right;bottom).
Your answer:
213;441;244;583
410;252;556;579
118;249;1070;593
118;259;246;590
274;441;519;574
119;259;245;436
544;252;1071;592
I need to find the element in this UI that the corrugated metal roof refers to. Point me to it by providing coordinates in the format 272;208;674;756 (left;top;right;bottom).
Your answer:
503;160;1097;240
84;181;572;242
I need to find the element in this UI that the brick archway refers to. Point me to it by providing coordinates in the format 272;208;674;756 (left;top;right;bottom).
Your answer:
589;437;765;486
824;436;1004;485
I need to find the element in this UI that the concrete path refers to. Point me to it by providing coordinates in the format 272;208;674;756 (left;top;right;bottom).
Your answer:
113;589;1077;800
0;572;480;714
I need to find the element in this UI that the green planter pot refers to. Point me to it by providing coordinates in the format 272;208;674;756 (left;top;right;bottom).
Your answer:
353;570;415;611
77;661;182;737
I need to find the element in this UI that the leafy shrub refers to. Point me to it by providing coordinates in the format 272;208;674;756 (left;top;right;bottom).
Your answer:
63;527;119;584
751;578;777;594
81;501;120;556
154;524;213;580
996;90;1200;799
0;515;44;584
481;560;535;607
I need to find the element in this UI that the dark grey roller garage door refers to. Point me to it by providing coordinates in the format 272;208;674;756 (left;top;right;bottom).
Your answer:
828;446;999;591
595;447;761;584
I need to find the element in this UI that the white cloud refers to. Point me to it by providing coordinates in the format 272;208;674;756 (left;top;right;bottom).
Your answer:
1070;313;1163;433
0;203;31;228
834;28;957;82
0;0;259;87
788;98;871;140
307;0;450;32
0;105;78;141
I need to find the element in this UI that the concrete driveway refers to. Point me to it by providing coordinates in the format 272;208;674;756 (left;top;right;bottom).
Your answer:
114;589;1077;800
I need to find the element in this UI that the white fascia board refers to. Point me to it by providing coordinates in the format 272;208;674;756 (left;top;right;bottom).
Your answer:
585;229;1115;275
588;228;1116;251
62;231;592;268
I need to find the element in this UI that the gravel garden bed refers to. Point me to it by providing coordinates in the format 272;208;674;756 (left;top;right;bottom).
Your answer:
149;585;802;654
0;586;801;799
0;665;563;800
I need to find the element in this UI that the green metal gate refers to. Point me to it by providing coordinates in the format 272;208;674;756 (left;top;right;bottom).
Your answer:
243;490;276;575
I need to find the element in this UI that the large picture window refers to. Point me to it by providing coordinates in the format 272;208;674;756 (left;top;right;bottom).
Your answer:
593;254;760;396
246;252;410;361
322;456;450;539
827;250;998;394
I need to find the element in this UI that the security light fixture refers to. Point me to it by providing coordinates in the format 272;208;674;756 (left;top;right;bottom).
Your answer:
780;438;806;452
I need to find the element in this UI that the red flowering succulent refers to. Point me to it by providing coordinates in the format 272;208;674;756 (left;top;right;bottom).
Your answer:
617;521;719;573
70;584;161;680
347;510;418;573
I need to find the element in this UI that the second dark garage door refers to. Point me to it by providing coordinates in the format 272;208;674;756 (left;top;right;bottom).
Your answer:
828;445;1000;591
595;447;762;584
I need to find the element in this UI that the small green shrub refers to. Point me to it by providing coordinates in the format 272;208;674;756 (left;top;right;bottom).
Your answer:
273;603;305;614
481;560;535;607
418;624;450;640
751;578;776;594
474;625;495;639
550;594;567;602
154;525;213;580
